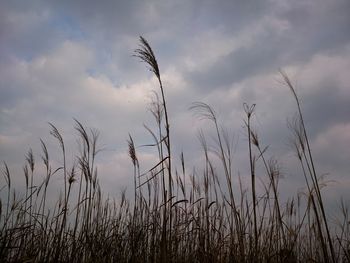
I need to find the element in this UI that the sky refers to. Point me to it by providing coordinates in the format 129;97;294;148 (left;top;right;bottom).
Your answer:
1;0;350;213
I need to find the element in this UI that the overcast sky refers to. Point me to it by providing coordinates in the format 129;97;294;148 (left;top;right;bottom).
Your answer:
1;0;350;212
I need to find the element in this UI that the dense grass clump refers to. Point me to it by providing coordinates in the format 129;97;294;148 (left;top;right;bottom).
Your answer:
0;37;349;262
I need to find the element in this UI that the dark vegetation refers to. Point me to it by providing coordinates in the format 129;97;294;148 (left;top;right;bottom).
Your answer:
0;37;349;262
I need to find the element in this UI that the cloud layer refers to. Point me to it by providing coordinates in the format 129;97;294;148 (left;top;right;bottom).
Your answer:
1;0;349;205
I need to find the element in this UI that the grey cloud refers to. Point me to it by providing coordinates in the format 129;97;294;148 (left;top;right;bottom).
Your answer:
0;2;66;60
187;41;285;91
1;0;350;208
276;0;350;55
303;84;350;136
195;0;271;31
184;0;350;92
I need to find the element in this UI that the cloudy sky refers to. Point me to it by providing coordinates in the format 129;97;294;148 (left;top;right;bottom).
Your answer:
1;0;350;211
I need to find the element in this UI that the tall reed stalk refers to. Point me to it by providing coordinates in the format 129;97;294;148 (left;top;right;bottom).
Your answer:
280;70;336;262
134;36;173;261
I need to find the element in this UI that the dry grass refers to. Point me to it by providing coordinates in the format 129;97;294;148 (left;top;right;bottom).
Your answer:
0;37;349;262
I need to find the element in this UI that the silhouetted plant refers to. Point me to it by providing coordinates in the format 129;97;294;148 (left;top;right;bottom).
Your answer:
0;37;347;263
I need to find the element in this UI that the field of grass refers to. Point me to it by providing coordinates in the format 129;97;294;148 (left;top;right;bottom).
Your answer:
0;37;349;262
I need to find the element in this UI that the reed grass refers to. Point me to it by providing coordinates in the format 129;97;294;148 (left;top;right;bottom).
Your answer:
0;37;348;262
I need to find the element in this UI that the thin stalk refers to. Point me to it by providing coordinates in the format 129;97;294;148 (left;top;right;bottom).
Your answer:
244;103;258;253
280;70;335;261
